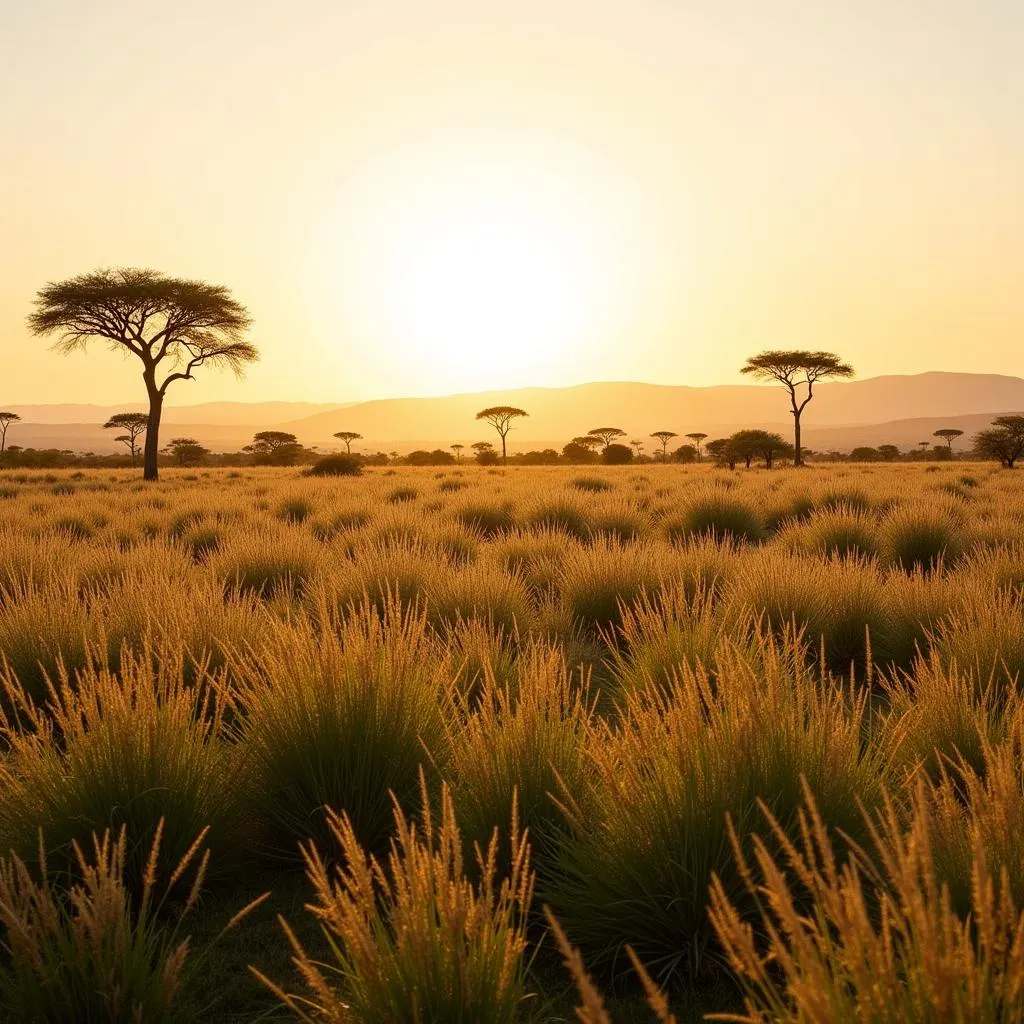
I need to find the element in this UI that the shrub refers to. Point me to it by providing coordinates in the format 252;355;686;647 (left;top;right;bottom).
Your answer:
305;454;361;477
254;776;534;1024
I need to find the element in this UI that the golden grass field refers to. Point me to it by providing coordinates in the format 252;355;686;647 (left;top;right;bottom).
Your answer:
0;461;1023;1021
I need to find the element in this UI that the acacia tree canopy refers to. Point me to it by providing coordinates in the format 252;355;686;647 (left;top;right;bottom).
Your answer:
27;268;256;481
475;406;528;462
103;412;149;463
740;350;854;466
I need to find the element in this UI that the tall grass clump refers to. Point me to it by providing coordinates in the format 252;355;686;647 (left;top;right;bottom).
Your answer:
556;540;665;637
546;637;883;984
709;784;1024;1024
454;501;516;538
0;648;244;891
213;526;324;598
527;496;592;541
254;777;534;1024
427;560;536;637
446;644;595;882
664;490;763;545
232;602;450;859
880;502;965;574
783;503;881;560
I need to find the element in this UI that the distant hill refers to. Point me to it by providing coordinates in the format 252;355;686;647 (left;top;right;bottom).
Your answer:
3;373;1022;454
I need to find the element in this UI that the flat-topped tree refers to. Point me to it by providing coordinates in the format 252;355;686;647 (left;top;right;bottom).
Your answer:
933;428;964;454
475;406;527;463
740;350;854;466
28;268;256;481
685;432;707;462
587;427;626;451
0;412;20;454
974;415;1024;468
103;412;148;464
451;443;464;461
650;431;677;461
333;431;362;454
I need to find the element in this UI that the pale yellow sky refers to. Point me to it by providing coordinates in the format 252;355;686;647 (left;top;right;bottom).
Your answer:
2;0;1022;405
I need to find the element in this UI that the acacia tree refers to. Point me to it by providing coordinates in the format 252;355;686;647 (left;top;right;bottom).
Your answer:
103;412;148;464
163;437;208;466
27;268;256;481
333;431;362;454
685;432;708;463
933;428;964;454
739;351;854;466
587;427;626;451
244;430;303;465
630;440;645;459
475;406;528;463
650;430;678;461
974;416;1024;468
0;412;21;453
451;443;464;462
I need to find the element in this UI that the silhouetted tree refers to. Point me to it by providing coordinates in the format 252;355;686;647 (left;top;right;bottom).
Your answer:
726;429;792;469
878;444;901;461
587;427;626;451
471;440;499;466
740;351;854;466
451;443;464;462
0;412;21;454
672;443;698;464
849;446;881;462
244;430;304;466
933;428;964;454
562;439;598;464
973;416;1024;468
705;437;736;469
27;268;256;481
475;406;528;463
685;432;707;462
103;412;148;464
163;437;208;466
602;443;633;465
333;431;362;454
650;430;677;461
630;439;645;459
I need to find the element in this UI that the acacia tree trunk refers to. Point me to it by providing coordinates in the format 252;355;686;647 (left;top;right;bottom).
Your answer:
143;374;163;481
500;432;507;463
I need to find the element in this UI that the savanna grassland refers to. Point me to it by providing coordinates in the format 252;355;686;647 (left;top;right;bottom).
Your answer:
1;461;1023;1022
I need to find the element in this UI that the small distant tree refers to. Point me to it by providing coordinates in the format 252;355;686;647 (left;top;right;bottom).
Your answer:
562;439;598;464
630;440;645;459
28;268;256;480
475;407;528;463
917;441;931;456
878;444;901;461
650;430;678;461
0;412;21;453
672;443;698;464
933;428;964;454
244;430;303;466
727;429;791;469
705;437;736;469
333;431;362;454
471;440;499;466
974;416;1024;468
849;446;881;462
685;432;707;462
163;437;208;466
602;443;633;465
451;443;464;462
740;351;854;466
103;412;148;464
587;427;626;452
